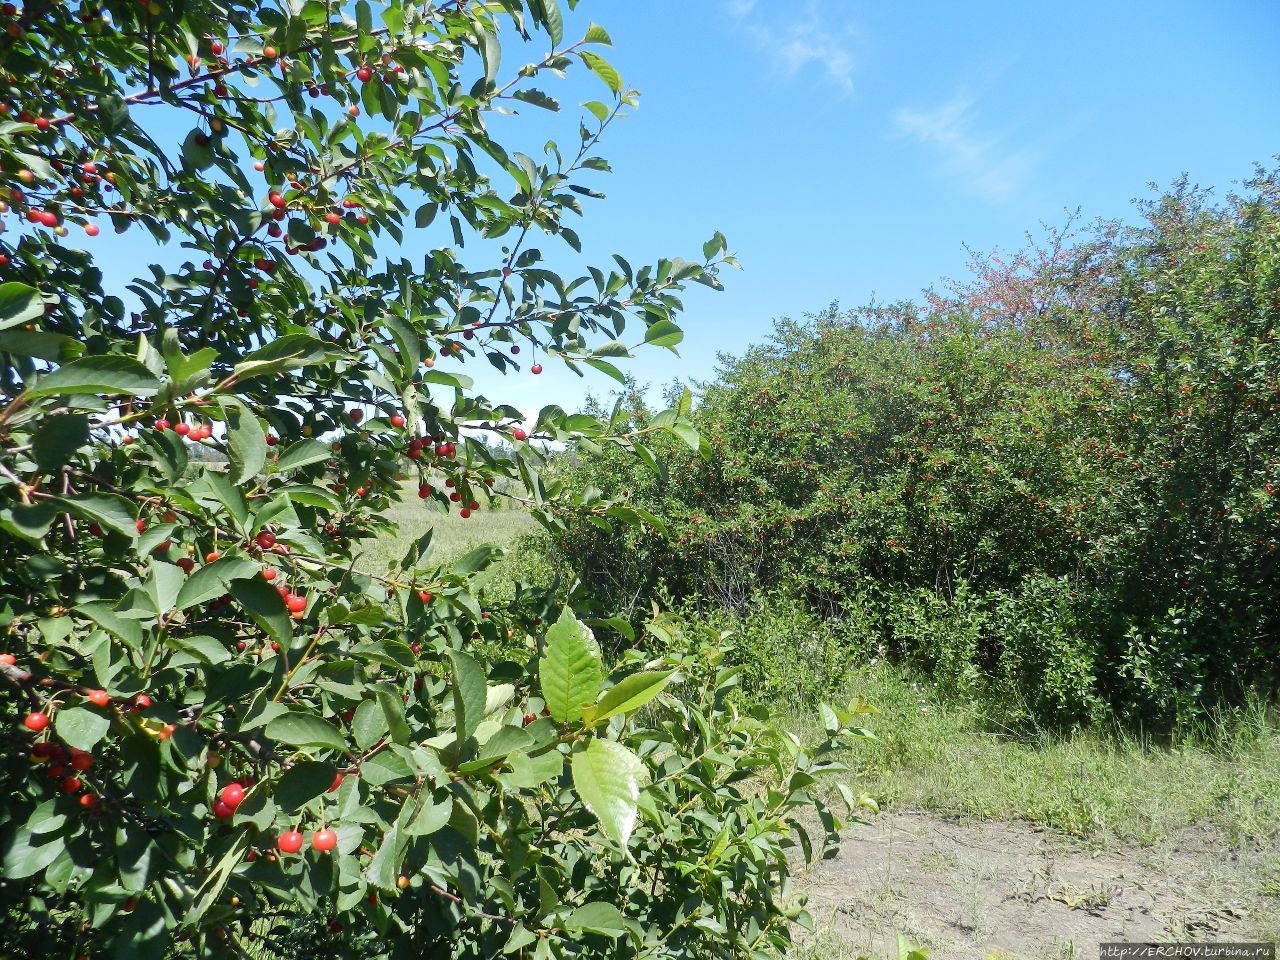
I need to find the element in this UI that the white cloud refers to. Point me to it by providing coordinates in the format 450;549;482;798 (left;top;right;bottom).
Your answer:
726;0;857;93
892;93;1037;203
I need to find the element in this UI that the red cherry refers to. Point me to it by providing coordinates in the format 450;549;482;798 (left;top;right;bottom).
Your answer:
210;40;224;55
312;828;338;852
173;422;191;436
155;418;170;431
262;45;278;60
268;190;285;209
276;584;289;597
277;830;304;854
418;591;432;603
177;557;195;574
390;414;405;428
348;408;363;423
459;509;471;519
286;595;306;613
80;793;99;809
86;689;110;707
84;223;100;237
262;567;277;581
135;519;147;533
0;653;14;666
255;531;276;549
418;485;431;499
205;551;221;564
265;434;278;446
212;799;234;819
62;776;82;793
328;772;343;793
70;750;93;771
512;428;527;441
22;712;49;732
523;713;537;726
531;363;543;375
219;783;246;809
134;694;152;709
356;66;372;82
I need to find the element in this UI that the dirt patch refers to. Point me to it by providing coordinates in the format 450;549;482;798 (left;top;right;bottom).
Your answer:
796;811;1279;959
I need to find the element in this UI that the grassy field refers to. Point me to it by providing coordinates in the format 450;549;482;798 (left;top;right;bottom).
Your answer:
784;665;1280;848
353;485;538;577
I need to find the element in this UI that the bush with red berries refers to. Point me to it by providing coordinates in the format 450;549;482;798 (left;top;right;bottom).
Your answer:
550;172;1280;727
0;3;865;958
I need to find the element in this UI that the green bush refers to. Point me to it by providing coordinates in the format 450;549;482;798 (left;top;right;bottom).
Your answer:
542;171;1280;728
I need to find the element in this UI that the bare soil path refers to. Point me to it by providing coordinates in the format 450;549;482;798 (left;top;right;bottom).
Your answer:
796;811;1279;959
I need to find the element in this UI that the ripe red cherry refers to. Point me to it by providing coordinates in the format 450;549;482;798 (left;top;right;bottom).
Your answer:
262;45;278;60
23;712;49;732
265;434;278;446
348;408;363;423
62;776;83;793
267;190;285;209
84;223;100;237
70;750;93;771
328;772;343;792
135;519;147;533
134;694;152;709
212;799;234;819
356;66;372;82
154;418;170;431
459;509;471;519
286;595;306;613
0;653;14;665
312;828;338;852
219;783;246;809
512;428;527;441
205;551;221;564
262;567;277;581
531;363;543;375
277;830;304;853
173;422;190;436
255;531;276;549
523;713;537;726
80;793;99;809
418;485;431;499
390;414;405;428
86;689;110;707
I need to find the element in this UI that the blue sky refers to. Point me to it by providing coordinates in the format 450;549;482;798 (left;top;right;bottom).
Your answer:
73;0;1280;420
499;0;1280;413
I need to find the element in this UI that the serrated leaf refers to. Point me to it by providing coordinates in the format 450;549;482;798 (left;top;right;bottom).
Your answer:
265;711;347;753
0;281;44;331
55;493;137;539
222;397;266;485
580;52;622;93
539;608;602;724
54;705;110;752
571;739;644;846
590;671;673;724
26;355;161;399
643;320;683;349
175;556;260;611
448;649;486;747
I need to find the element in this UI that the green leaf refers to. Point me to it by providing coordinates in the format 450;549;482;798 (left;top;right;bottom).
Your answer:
563;901;627;937
512;89;560;111
352;698;389;751
222;397;266;485
55;493;137;539
175;556;260;611
0;503;57;544
265;711;347;753
450;543;501;576
501;749;564;790
539;608;602;724
580;51;622;93
406;792;452;837
185;830;252;925
54;704;110;752
589;671;673;724
232;334;335;382
228;578;290;642
0;281;44;331
448;649;486;748
273;439;330;472
583;22;612;45
571;739;644;846
376;686;411;745
31;414;89;473
26;355;161;399
643;320;684;349
540;0;563;46
274;761;339;811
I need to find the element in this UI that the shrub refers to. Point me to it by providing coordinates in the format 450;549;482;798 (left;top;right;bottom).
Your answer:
545;172;1280;727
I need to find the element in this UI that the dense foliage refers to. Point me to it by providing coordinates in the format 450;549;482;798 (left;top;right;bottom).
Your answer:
0;2;867;958
552;172;1280;727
